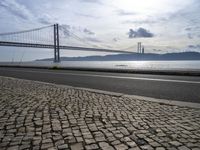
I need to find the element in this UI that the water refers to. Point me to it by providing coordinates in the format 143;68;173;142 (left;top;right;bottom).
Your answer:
1;61;200;71
58;61;200;71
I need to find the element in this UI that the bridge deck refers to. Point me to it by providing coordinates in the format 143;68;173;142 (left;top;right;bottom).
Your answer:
0;41;133;53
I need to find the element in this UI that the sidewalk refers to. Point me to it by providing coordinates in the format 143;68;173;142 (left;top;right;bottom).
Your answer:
0;76;200;150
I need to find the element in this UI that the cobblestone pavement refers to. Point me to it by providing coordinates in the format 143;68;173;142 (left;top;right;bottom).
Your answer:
0;77;200;150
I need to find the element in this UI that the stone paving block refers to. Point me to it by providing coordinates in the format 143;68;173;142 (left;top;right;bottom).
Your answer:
99;142;115;150
155;147;166;150
170;141;182;147
70;142;84;150
57;144;68;149
114;143;129;150
178;146;190;150
0;77;200;150
85;144;99;150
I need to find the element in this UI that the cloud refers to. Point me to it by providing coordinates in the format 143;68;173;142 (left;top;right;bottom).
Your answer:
123;17;167;25
116;9;137;16
83;28;95;35
153;49;162;52
59;24;96;38
187;33;193;39
188;44;200;49
59;25;71;38
86;37;102;43
124;20;157;25
59;24;101;46
75;13;100;19
79;0;103;5
185;27;192;31
37;14;57;25
113;38;119;42
0;0;32;20
184;26;200;39
38;18;52;25
0;0;54;26
128;28;154;38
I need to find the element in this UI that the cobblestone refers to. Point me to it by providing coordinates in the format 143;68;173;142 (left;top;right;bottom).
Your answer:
0;77;200;150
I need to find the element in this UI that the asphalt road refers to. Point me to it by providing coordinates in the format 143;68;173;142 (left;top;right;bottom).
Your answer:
0;67;200;103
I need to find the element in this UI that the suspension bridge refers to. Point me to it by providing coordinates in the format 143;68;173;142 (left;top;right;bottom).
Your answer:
0;24;133;62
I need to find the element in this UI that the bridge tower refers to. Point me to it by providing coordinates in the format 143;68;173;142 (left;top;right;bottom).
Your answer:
137;42;142;53
54;24;60;62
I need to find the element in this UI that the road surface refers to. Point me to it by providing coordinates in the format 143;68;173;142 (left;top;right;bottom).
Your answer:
0;67;200;103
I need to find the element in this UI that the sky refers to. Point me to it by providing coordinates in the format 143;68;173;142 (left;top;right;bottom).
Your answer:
0;0;200;60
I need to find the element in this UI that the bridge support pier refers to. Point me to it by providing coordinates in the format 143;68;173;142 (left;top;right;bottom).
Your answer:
54;24;60;62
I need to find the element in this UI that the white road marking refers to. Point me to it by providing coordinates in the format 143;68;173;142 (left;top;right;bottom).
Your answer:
1;68;200;84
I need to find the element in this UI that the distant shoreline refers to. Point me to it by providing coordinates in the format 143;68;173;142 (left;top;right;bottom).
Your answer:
37;51;200;61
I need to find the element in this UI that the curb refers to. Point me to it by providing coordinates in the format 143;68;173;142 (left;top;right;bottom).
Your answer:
67;87;200;109
1;76;200;109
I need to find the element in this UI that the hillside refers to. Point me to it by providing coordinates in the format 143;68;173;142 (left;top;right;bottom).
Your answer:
37;52;200;61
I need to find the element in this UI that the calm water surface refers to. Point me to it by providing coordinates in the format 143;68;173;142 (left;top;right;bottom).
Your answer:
2;61;200;71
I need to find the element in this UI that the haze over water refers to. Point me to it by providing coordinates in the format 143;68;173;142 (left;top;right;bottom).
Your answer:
40;60;200;70
1;60;200;71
